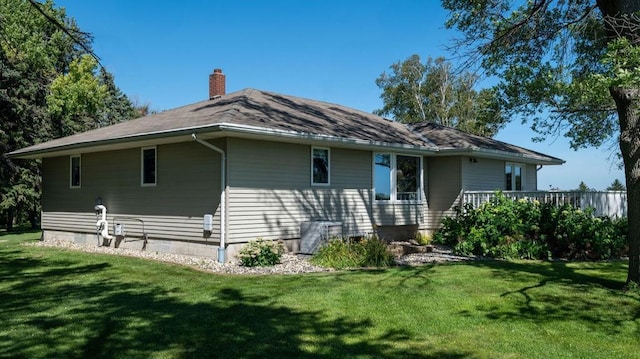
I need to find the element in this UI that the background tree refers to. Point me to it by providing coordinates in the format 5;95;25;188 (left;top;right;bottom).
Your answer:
375;55;506;137
441;0;640;287
47;55;108;137
0;0;140;230
607;178;626;191
98;68;145;126
576;181;595;192
0;0;74;230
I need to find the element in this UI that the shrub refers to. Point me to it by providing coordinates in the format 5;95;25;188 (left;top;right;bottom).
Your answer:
434;191;627;260
414;231;432;245
310;238;361;269
361;236;395;267
310;235;395;269
238;239;285;267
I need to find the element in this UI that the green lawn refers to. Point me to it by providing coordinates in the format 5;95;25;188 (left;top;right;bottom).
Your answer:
1;231;639;359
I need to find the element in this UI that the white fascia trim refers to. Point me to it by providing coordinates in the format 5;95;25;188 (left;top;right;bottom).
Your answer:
12;122;438;159
10;123;227;159
435;147;565;165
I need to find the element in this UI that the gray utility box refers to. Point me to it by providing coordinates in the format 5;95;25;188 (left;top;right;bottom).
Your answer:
300;221;342;254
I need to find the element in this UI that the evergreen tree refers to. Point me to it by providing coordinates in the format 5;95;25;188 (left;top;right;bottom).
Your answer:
607;179;626;191
576;181;594;192
97;68;141;126
0;0;140;229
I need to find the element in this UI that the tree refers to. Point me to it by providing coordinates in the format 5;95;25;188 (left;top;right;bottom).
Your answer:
0;0;79;230
0;0;140;230
375;55;506;137
47;55;108;137
576;181;594;192
441;0;640;287
98;68;145;125
607;178;626;191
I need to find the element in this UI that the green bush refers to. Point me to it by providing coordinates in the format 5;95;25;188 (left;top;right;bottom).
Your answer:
434;192;627;260
414;231;432;245
361;236;395;267
238;239;285;267
310;238;362;269
310;236;395;269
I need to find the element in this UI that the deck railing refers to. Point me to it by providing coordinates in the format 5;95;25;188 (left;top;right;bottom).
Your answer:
462;190;628;218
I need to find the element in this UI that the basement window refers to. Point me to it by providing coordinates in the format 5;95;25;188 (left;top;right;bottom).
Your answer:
141;147;157;186
70;155;81;188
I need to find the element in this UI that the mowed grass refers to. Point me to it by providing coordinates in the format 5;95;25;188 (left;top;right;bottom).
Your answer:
1;231;639;359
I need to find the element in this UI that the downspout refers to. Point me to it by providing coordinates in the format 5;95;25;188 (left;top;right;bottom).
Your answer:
192;133;227;263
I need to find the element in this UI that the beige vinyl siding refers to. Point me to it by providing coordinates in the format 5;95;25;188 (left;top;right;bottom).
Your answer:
426;156;462;229
41;212;218;242
461;157;506;191
228;188;373;241
462;159;538;191
525;164;537;190
227;138;309;189
372;204;424;226
226;138;374;242
41;212;96;233
41;141;222;242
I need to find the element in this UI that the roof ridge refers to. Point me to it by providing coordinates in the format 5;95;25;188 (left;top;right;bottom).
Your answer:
405;123;438;149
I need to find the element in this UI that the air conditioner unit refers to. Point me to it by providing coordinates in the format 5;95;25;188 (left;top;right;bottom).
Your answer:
300;221;342;254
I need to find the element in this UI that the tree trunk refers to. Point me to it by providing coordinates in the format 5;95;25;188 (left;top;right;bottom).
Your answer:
6;208;14;232
610;86;640;287
29;207;38;229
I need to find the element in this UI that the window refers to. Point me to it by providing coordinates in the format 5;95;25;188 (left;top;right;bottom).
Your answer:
506;162;523;190
141;147;156;186
396;155;420;200
374;153;422;201
70;155;81;188
374;154;392;200
312;147;330;185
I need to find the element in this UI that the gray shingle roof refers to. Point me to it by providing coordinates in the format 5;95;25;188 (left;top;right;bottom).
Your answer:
409;122;564;164
10;89;434;157
9;88;563;164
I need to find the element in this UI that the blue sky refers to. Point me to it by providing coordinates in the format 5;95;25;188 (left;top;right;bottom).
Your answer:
56;0;624;191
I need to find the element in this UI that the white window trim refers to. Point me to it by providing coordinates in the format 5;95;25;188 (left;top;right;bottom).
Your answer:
311;146;330;186
506;162;524;191
70;155;81;189
141;146;157;187
373;153;423;203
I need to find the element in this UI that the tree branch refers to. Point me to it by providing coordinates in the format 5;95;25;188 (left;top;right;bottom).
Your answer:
27;0;102;67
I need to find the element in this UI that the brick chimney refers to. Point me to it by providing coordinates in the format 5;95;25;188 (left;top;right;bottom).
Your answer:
209;68;225;99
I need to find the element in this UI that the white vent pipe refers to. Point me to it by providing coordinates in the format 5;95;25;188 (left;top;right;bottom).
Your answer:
192;133;227;263
95;204;114;241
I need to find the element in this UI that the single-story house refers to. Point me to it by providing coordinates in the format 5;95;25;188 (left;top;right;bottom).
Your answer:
10;69;564;261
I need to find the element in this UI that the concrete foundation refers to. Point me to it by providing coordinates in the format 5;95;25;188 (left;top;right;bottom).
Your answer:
42;230;302;262
374;224;420;242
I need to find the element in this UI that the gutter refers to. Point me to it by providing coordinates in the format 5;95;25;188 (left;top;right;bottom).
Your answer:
192;133;227;263
8;123;227;159
9;122;438;159
434;147;565;165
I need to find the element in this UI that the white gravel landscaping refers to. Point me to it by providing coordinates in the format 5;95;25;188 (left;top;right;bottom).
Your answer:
29;238;471;275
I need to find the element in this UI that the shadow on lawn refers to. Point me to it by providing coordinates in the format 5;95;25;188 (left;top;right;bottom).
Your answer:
459;260;640;335
0;245;472;359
